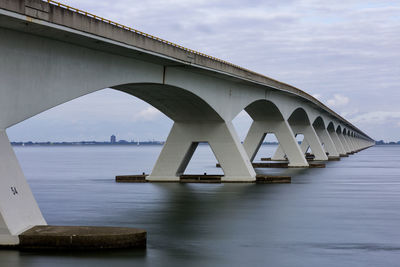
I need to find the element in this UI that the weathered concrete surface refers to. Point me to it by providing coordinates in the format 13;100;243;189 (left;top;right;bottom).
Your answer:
17;225;146;250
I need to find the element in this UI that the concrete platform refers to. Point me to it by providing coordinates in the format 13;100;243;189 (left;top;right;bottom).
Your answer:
180;174;223;183
260;157;315;162
217;162;325;168
256;175;291;183
116;174;291;184
116;174;147;182
260;157;287;161
15;225;146;250
328;156;340;161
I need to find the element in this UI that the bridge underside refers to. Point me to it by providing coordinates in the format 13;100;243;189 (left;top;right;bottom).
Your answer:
0;1;374;246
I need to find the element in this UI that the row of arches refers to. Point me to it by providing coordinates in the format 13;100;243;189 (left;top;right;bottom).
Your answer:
0;26;374;245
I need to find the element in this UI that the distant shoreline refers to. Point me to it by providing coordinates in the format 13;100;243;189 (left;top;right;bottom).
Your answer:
11;142;280;147
11;142;164;147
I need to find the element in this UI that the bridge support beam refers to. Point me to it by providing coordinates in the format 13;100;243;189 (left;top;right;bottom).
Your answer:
347;135;357;152
243;120;308;167
271;143;286;161
356;138;363;150
354;138;360;151
299;138;310;154
148;121;256;182
338;132;351;154
290;125;328;161
328;130;346;156
315;128;339;158
0;130;46;245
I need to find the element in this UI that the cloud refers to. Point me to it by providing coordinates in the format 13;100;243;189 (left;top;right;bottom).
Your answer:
133;107;162;122
350;111;400;125
326;94;350;108
340;108;359;118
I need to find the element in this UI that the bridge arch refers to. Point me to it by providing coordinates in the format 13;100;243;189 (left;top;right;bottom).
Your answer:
113;83;223;122
244;99;284;121
327;122;336;132
336;125;342;134
312;116;326;129
288;108;311;125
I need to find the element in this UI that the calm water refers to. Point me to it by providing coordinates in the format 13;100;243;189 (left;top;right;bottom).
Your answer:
1;144;400;266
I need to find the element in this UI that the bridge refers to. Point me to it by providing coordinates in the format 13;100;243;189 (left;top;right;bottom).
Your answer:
0;0;374;246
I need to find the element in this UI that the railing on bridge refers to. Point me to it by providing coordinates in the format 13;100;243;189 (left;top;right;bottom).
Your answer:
45;0;241;68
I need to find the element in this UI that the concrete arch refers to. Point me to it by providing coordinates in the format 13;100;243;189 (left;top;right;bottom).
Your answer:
244;99;284;121
286;107;328;160
288;108;311;125
327;122;346;155
114;83;223;122
336;125;352;153
327;122;336;132
312;117;340;158
313;116;326;129
242;100;308;166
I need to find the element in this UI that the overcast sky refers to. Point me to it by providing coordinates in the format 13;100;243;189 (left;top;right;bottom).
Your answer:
7;0;400;142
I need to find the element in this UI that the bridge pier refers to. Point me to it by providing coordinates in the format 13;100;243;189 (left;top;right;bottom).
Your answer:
338;131;352;154
315;128;340;158
328;128;347;156
147;121;256;182
299;138;310;154
243;120;308;167
346;135;357;152
271;143;286;161
290;124;328;161
0;130;46;245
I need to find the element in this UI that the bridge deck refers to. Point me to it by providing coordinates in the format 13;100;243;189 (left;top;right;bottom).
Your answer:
0;0;371;138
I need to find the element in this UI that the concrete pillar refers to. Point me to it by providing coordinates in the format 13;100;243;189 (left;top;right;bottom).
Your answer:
290;124;328;161
271;135;308;160
315;128;339;158
328;130;346;156
346;135;356;152
354;138;359;151
0;130;46;245
354;137;360;149
271;144;286;161
299;138;310;154
358;138;364;150
148;121;256;182
338;132;351;153
243;120;308;167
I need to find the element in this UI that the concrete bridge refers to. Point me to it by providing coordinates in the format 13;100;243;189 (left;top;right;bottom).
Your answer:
0;0;374;245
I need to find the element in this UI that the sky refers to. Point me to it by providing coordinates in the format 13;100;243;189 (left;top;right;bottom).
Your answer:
7;0;400;142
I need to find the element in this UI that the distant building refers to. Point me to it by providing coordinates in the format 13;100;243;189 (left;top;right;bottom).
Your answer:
110;135;116;144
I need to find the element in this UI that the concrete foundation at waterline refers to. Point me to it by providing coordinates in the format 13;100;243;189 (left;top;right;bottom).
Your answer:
0;225;146;250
